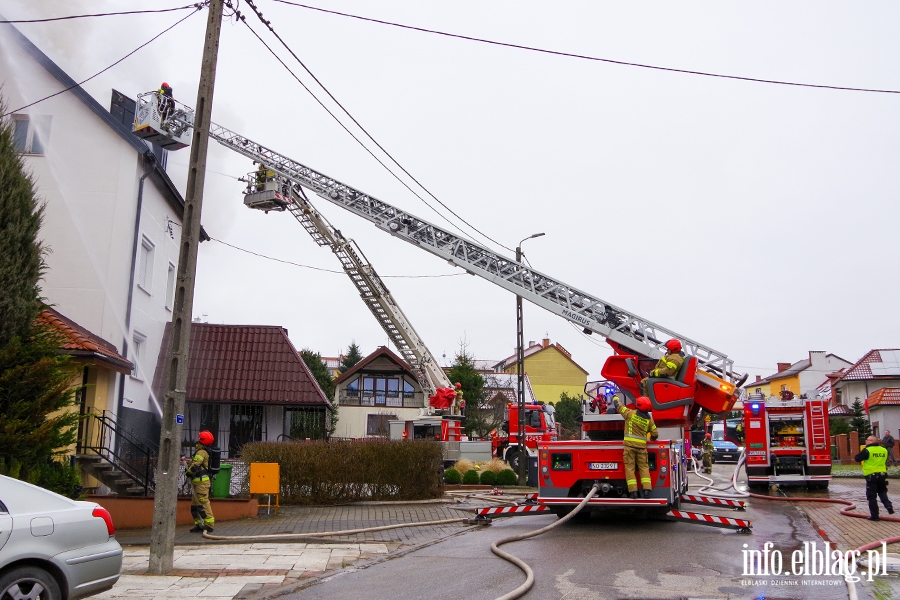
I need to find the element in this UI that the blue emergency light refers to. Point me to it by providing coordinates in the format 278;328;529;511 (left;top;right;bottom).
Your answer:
750;403;761;416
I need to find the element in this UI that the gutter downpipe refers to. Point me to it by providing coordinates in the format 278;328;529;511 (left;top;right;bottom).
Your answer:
117;153;154;418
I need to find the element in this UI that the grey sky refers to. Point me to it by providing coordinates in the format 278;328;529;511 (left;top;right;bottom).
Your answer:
6;1;899;385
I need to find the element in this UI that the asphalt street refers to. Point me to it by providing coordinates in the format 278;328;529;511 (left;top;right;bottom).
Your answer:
275;465;855;600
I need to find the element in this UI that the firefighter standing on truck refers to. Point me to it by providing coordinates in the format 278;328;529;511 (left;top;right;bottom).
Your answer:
701;433;714;474
640;339;685;396
613;395;658;498
187;431;215;532
854;435;894;521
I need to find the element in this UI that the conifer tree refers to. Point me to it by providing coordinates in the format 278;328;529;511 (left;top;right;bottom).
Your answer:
0;105;80;494
849;398;872;439
341;342;363;372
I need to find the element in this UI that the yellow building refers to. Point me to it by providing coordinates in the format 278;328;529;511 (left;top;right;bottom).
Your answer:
495;338;588;404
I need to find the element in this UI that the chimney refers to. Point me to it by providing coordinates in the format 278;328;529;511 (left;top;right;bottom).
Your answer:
777;363;792;373
542;338;550;349
528;340;535;347
755;375;762;382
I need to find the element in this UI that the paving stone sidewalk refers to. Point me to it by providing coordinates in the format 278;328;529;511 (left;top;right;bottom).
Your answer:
789;478;900;553
107;499;482;600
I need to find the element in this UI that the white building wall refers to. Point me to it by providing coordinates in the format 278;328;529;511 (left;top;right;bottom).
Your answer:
799;352;852;397
0;29;184;422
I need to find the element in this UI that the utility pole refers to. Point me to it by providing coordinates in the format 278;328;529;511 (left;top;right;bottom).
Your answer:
515;233;544;486
149;0;224;574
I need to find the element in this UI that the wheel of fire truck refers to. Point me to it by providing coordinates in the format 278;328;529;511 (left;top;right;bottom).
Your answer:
505;448;522;474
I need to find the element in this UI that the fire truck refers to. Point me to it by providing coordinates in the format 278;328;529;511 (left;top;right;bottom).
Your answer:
743;391;831;490
536;344;740;516
135;93;748;519
493;402;557;472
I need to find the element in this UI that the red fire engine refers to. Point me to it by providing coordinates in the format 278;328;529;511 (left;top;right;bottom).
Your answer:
492;402;557;472
537;340;740;516
743;390;831;490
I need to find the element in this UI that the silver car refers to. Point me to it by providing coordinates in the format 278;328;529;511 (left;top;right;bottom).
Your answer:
0;475;122;600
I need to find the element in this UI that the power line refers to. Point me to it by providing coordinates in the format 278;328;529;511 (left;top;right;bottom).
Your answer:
239;0;515;253
0;4;204;24
1;5;206;118
273;0;900;95
210;236;463;278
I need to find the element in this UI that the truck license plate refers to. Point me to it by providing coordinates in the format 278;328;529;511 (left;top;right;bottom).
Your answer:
588;462;617;470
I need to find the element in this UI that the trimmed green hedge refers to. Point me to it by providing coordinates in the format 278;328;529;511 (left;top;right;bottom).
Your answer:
462;469;480;484
241;439;444;504
497;469;517;485
444;468;461;484
479;470;497;485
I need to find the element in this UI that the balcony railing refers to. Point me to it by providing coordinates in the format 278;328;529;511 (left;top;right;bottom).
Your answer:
338;390;425;408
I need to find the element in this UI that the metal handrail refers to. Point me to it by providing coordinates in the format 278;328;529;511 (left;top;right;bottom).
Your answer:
80;409;157;496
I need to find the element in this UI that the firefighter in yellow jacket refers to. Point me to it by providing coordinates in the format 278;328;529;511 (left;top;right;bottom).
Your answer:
613;395;658;498
641;338;685;396
187;431;215;532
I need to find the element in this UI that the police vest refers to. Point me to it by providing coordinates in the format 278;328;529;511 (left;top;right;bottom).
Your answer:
862;445;888;476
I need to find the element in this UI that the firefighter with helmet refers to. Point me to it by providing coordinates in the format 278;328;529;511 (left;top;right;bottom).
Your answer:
157;82;174;125
701;433;714;474
612;394;658;498
640;338;685;397
187;430;215;532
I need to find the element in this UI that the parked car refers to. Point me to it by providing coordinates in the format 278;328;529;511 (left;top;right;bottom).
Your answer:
0;475;122;600
710;423;743;463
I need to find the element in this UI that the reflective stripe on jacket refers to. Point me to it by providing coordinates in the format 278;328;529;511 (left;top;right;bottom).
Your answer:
650;352;684;378
616;401;658;447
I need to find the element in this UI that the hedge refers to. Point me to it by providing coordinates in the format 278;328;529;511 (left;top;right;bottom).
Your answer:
479;470;497;485
497;469;517;485
444;468;461;484
462;469;480;485
240;439;444;504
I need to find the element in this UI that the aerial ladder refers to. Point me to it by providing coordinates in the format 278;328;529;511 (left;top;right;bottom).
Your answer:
240;170;454;406
133;90;748;398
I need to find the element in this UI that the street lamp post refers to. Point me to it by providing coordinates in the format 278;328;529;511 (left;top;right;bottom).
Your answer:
516;233;544;486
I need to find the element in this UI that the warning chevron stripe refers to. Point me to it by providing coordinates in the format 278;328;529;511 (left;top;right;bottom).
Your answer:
680;494;746;509
667;510;751;530
476;504;551;517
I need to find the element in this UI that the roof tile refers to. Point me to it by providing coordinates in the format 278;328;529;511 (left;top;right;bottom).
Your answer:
37;308;132;373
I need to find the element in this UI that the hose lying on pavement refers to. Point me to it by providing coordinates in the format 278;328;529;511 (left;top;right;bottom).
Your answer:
490;483;601;600
202;517;472;543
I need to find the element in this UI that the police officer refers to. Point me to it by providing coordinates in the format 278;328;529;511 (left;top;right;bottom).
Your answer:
701;433;714;474
641;339;685;396
187;430;215;532
613;395;658;498
855;435;894;521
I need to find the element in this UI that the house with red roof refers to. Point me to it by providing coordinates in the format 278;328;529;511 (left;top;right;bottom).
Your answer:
153;324;332;458
827;349;900;438
332;347;426;439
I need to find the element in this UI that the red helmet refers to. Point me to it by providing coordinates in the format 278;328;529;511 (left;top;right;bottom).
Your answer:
664;338;682;353
198;430;214;446
635;396;652;412
161;82;171;89
705;433;712;439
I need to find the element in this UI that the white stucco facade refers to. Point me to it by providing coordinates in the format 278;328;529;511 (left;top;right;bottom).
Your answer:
0;25;190;424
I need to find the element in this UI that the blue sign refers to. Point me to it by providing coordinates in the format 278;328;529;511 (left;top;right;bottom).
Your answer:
176;414;184;425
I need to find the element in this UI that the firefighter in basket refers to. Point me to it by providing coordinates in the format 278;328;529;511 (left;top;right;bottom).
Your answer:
613;395;658;499
701;433;714;474
640;338;685;396
186;430;216;532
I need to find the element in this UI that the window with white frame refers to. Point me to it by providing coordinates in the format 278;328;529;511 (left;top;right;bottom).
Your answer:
165;263;175;309
131;332;146;380
138;236;154;293
12;115;51;154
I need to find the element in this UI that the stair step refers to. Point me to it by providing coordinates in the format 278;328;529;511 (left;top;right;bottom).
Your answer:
125;487;147;495
93;463;115;471
77;454;102;462
113;479;133;487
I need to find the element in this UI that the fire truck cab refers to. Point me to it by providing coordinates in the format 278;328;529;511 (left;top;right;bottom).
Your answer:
743;391;831;490
493;403;557;472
